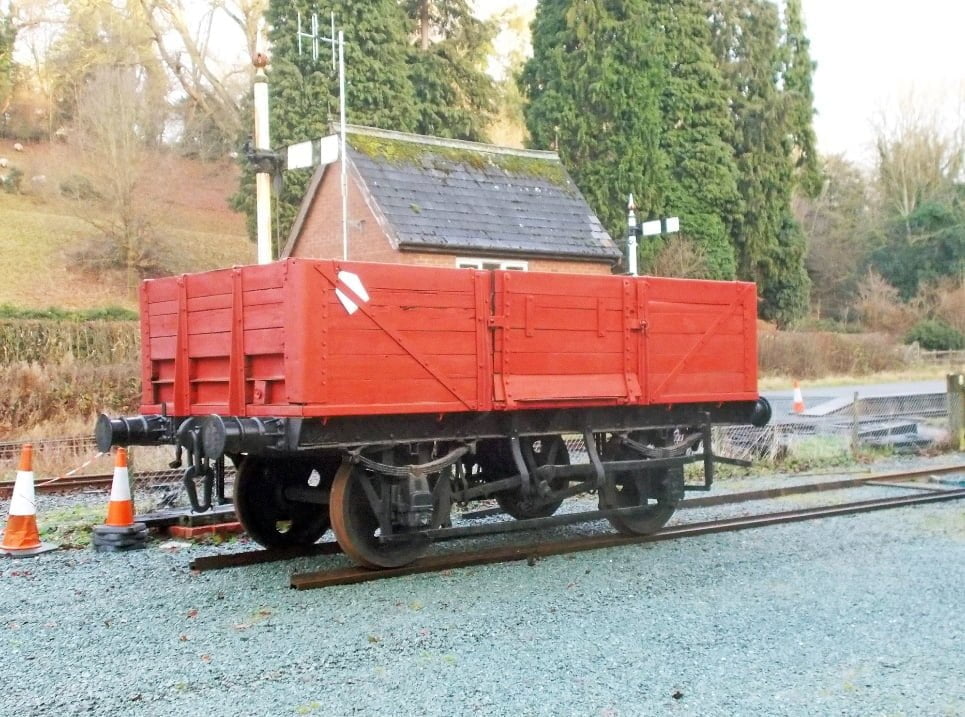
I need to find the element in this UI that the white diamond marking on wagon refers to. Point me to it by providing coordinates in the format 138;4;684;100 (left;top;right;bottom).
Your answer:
335;270;370;315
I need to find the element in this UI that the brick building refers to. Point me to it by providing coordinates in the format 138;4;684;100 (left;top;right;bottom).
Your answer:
281;125;621;274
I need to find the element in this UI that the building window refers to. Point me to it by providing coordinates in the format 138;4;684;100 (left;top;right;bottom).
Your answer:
456;258;528;271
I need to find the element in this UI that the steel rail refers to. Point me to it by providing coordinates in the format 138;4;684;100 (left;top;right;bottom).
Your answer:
455;463;965;520
190;543;341;571
0;468;189;499
680;463;965;508
0;474;114;498
289;487;965;590
186;464;964;574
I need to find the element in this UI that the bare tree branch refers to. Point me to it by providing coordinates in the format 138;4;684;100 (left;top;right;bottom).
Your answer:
137;0;257;142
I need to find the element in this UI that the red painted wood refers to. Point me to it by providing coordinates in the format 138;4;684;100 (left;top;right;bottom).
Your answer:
312;262;478;410
137;259;760;419
173;278;190;415
139;282;153;408
642;277;758;403
493;270;641;406
473;270;494;412
227;269;246;414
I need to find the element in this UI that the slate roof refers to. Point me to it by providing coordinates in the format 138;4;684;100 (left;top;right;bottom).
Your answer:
291;126;620;262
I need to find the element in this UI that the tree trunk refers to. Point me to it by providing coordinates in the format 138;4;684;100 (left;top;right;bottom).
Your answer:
420;0;430;51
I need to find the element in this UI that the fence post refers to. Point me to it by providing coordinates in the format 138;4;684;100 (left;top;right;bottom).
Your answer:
850;391;861;457
949;374;965;451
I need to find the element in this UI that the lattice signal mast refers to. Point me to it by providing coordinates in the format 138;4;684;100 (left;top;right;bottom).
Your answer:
297;12;349;261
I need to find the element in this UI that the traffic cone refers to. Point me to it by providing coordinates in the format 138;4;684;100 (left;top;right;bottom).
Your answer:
105;447;134;527
792;380;806;414
1;444;57;557
92;447;147;552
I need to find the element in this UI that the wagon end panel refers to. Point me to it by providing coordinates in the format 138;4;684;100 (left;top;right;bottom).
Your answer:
642;277;759;404
295;260;491;416
138;263;290;417
139;276;175;414
492;271;641;409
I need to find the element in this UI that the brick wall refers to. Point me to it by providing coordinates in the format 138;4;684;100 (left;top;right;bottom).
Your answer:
289;159;614;276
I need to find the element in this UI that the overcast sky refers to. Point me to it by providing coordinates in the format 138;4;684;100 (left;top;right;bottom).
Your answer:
477;0;965;165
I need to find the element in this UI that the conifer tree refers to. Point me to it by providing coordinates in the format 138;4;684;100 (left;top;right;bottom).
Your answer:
232;0;418;245
709;0;810;325
523;0;743;279
782;0;822;197
645;0;740;278
404;0;496;140
521;0;669;258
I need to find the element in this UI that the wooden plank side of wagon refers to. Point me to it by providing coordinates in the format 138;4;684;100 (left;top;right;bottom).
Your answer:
642;277;758;404
492;271;640;408
289;259;490;416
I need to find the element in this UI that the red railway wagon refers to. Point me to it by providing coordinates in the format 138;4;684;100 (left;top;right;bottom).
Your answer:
97;259;770;567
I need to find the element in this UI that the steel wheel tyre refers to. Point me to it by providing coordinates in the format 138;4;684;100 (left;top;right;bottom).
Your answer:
600;479;675;536
234;456;332;548
600;433;680;536
329;462;430;569
494;436;570;520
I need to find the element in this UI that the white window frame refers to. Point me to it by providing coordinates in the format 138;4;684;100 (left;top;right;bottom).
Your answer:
455;257;528;271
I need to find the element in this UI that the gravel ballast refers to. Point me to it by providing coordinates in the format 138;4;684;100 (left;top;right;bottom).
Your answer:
1;455;963;716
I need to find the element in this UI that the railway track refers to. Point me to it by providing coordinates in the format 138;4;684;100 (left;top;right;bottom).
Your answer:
0;474;114;498
290;488;965;590
186;463;965;585
0;469;183;499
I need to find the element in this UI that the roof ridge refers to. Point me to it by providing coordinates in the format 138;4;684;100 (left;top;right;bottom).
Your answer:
337;123;560;162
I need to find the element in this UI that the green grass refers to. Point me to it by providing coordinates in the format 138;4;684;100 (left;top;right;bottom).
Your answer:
0;304;137;321
38;504;105;547
758;366;952;390
0;192;253;310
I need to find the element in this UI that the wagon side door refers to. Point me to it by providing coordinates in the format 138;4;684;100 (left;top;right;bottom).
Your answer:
492;270;641;408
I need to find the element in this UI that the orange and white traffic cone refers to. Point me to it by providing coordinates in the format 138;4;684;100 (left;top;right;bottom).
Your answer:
105;447;134;527
92;447;147;552
1;444;57;557
792;380;806;414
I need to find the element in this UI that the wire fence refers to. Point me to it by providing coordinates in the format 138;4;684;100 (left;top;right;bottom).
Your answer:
559;390;952;472
905;347;965;368
714;391;951;465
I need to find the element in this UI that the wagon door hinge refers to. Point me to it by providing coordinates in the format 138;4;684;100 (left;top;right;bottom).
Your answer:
487;315;508;329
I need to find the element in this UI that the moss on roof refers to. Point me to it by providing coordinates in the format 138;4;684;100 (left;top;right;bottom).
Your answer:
349;133;571;187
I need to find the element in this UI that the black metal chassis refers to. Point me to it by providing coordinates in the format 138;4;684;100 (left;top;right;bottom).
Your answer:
285;401;760;451
97;400;767;516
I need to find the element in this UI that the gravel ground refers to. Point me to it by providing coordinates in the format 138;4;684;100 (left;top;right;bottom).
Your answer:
1;454;963;717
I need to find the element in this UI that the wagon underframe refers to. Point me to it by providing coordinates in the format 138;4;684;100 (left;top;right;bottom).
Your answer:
97;397;769;567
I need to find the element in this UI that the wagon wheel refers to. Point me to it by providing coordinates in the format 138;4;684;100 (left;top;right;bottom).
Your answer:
599;432;684;536
329;461;431;569
494;436;570;520
234;455;334;548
